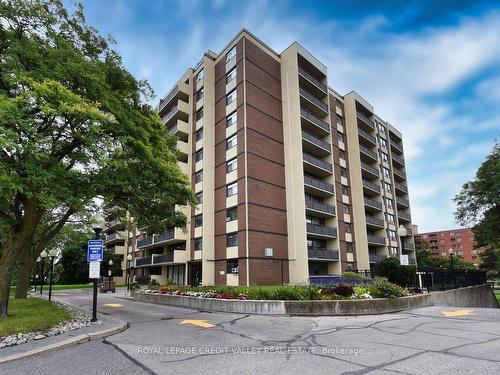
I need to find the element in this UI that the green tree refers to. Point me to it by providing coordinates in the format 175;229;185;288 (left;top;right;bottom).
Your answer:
0;1;195;316
478;248;500;279
56;226;91;285
416;248;477;271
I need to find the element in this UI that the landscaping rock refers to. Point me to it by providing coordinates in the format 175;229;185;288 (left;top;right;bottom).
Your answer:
34;334;46;340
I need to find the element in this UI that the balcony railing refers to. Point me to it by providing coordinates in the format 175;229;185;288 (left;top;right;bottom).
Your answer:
299;88;328;112
303;152;333;173
298;67;327;93
362;179;380;193
393;168;406;179
300;109;330;133
152;253;174;264
394;182;408;193
406;228;413;236
136;256;152;267
391;141;404;153
356;111;374;129
398;211;411;221
137;236;153;248
359;145;378;160
369;253;387;262
358;128;376;145
162;105;178;124
367;235;386;245
303;175;334;194
366;215;385;228
157;84;179;114
392;153;405;166
306;223;337;238
396;196;410;207
302;130;331;152
403;242;415;251
305;199;336;216
138;229;176;249
308;247;339;260
364;197;383;210
361;162;379;176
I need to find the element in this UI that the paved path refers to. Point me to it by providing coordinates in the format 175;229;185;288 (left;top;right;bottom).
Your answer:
2;288;500;375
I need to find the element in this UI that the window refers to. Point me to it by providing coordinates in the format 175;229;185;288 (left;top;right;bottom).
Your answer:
226;46;236;62
380;151;389;163
387;214;395;224
340;167;347;177
378;123;386;134
339;150;346;160
341;185;349;195
226;111;237;128
388;230;396;240
196;88;204;102
386;198;393;209
195;170;203;183
383;167;390;178
194;237;202;250
226;158;237;173
345;223;352;233
338;132;345;143
226;89;237;105
226;232;238;247
346;242;353;253
336;115;343;126
226;182;238;197
195;149;203;162
196;107;204;121
343;204;350;214
196;69;204;82
390;246;398;256
195;191;203;204
226;134;237;150
195;214;203;227
226;67;237;83
226;206;238;222
195;128;203;141
227;259;238;273
385;182;391;193
379;137;387;149
306;215;323;225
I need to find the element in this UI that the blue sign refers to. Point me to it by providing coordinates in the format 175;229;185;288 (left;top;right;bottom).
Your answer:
87;240;104;262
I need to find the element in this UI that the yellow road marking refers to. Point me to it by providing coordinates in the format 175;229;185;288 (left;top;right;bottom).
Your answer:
180;319;215;328
102;303;123;308
441;309;475;317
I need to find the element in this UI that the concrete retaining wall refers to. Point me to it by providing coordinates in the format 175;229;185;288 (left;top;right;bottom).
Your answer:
132;284;498;316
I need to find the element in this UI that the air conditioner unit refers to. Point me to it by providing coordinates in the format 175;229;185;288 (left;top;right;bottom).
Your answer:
231;267;239;274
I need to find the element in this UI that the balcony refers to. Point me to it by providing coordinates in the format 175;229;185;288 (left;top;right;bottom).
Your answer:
105;218;123;232
299;88;328;117
157;81;190;117
402;242;415;251
369;253;387;263
306;223;337;239
300;109;330;136
302;130;331;156
398;211;411;222
364;197;383;211
394;182;408;194
406;228;413;236
168;120;189;141
362;179;380;196
135;256;152;267
137;228;185;249
367;235;386;246
105;231;125;245
304;174;334;197
392;153;405;167
408;257;416;265
356;111;375;130
366;215;385;229
303;152;333;177
391;141;404;155
358;128;377;147
308;248;339;261
298;67;328;94
175;140;189;162
162;100;189;127
361;162;379;179
393;168;406;181
396;196;409;208
359;145;378;163
305;199;336;218
107;245;125;255
152;252;174;264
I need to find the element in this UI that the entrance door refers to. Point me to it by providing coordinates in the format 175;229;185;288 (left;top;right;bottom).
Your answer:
188;262;202;286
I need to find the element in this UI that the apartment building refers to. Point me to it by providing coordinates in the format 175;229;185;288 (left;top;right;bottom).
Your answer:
103;206;128;284
131;29;416;286
415;227;483;265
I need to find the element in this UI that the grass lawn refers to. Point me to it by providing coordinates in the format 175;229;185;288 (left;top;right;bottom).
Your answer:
0;298;70;337
495;291;500;304
10;283;124;293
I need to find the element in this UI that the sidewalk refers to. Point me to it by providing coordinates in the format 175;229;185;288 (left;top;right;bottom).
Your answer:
0;292;128;364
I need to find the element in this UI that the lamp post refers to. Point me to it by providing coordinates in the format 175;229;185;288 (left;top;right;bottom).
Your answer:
126;254;132;293
35;257;41;293
108;259;113;279
397;225;407;255
449;248;456;287
39;250;47;294
91;211;105;322
48;248;58;301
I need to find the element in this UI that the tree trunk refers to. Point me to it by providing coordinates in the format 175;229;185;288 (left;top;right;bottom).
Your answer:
15;244;36;299
0;240;24;317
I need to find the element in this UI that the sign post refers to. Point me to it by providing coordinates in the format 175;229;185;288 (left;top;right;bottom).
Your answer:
88;240;104;322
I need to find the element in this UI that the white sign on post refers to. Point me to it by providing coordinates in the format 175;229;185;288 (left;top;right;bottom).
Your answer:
89;261;101;279
400;254;409;266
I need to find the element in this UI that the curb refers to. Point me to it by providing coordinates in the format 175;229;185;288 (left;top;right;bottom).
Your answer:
0;297;128;364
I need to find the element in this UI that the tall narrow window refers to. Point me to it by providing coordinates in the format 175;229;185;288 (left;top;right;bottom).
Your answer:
195;149;203;162
226;67;237;83
196;69;204;82
226;111;237;128
226;232;239;247
196;88;204;102
226;46;236;62
226;182;238;197
226;158;238;173
226;206;238;222
226;134;237;150
196;107;204;121
195;128;203;142
226;89;237;105
195;170;203;183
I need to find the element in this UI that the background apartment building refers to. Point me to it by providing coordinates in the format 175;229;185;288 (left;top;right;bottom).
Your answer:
415;227;483;265
129;29;416;286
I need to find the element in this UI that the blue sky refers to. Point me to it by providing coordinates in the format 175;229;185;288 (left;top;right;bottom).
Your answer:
75;0;499;232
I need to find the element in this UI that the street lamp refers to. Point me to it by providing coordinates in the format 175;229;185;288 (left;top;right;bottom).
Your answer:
91;211;106;322
48;248;57;301
449;248;454;271
398;225;407;254
108;259;113;278
35;257;41;293
39;250;48;295
126;254;133;292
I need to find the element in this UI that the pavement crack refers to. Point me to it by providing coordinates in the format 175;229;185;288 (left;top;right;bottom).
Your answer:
102;338;158;375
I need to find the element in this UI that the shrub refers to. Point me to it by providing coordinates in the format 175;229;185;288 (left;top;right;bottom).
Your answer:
341;272;367;280
373;257;416;287
352;285;374;299
130;281;140;291
372;277;405;298
149;279;160;290
333;283;354;297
